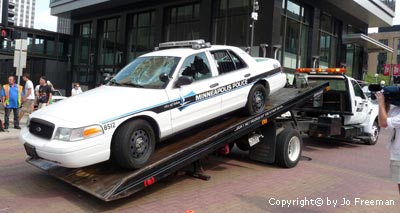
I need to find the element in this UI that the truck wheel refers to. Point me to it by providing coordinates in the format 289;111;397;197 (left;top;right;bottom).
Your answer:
364;120;380;145
276;128;302;168
111;119;156;169
245;84;267;115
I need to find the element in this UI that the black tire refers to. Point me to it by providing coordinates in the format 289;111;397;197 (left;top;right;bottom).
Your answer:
276;128;302;168
364;120;380;145
111;119;156;169
244;84;267;115
235;137;250;151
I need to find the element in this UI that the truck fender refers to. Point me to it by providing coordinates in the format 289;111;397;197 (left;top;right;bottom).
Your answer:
363;106;379;134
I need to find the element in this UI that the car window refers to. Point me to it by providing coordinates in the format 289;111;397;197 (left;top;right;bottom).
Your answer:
211;50;237;74
179;52;212;82
351;80;366;99
53;90;62;96
111;56;180;89
228;50;247;70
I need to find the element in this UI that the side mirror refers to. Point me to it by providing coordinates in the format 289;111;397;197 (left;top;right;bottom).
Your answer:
159;73;170;83
175;76;193;88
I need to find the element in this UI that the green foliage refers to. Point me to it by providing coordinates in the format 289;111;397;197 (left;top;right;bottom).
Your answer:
364;72;390;85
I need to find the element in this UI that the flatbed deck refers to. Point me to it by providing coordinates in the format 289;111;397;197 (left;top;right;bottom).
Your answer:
27;83;328;201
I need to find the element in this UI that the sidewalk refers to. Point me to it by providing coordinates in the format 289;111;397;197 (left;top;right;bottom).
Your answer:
0;108;28;140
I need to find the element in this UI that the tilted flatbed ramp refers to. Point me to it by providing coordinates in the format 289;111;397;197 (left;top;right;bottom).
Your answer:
27;83;328;201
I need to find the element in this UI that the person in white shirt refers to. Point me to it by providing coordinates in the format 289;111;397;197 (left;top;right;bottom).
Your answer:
71;83;83;96
376;89;400;195
19;73;35;121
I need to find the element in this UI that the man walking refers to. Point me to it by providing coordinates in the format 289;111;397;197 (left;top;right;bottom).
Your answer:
38;76;52;109
19;73;35;122
1;75;23;129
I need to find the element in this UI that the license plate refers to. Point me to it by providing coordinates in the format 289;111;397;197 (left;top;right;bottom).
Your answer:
24;143;39;159
248;135;262;147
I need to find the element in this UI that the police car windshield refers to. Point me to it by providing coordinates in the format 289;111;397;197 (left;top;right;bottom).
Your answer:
110;56;180;89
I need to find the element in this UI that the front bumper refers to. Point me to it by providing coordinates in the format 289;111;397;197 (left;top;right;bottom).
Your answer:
20;127;112;168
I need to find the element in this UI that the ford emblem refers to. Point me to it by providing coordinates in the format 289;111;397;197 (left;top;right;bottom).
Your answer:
36;127;42;132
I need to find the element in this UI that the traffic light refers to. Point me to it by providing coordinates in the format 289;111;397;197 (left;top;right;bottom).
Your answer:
2;0;15;27
0;27;13;40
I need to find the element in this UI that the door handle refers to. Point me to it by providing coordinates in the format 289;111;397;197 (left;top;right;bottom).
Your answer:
210;83;219;88
244;73;251;78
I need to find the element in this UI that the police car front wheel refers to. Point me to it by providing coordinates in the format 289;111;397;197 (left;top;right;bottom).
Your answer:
111;119;156;169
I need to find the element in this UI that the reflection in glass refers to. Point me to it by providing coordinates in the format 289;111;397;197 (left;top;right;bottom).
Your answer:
165;3;200;41
212;0;249;46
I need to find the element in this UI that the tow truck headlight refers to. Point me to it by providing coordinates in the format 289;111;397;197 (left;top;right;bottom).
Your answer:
54;125;104;141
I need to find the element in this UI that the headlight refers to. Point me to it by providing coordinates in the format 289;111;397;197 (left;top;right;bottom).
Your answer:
54;125;104;141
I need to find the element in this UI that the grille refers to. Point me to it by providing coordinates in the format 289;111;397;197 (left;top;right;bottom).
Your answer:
29;118;55;139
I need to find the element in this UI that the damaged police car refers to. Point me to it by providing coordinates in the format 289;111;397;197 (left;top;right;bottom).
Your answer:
20;40;286;169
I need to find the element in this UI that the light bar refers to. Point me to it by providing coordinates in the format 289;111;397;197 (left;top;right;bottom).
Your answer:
158;40;211;50
296;68;322;73
296;68;346;74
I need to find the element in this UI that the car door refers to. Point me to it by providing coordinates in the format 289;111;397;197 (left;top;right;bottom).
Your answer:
166;52;221;133
349;79;368;124
211;49;252;112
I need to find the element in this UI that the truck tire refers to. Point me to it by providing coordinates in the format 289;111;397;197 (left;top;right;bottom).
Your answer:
275;128;302;168
111;119;156;169
245;84;267;115
364;120;380;145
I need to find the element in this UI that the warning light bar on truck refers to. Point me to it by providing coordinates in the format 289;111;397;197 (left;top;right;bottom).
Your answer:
296;68;346;74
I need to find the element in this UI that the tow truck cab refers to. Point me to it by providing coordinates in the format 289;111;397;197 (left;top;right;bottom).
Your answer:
294;68;379;145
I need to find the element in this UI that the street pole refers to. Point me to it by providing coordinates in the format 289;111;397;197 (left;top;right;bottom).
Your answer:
250;0;259;55
17;45;22;85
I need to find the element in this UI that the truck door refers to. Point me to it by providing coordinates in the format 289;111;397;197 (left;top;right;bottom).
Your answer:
167;52;221;133
347;79;368;124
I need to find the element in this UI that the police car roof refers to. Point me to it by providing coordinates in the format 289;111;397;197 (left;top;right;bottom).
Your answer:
141;45;241;58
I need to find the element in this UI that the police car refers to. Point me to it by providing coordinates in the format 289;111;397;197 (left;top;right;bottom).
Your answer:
20;40;286;169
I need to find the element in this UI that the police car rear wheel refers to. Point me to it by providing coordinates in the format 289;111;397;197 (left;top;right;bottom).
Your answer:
111;119;156;169
245;84;267;115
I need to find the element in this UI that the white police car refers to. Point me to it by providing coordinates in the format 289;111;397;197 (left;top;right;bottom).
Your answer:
21;40;286;169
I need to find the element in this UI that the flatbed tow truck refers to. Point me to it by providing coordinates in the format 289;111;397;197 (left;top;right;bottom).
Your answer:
26;82;328;202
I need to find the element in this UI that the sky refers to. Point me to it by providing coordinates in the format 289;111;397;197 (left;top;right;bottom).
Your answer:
34;0;57;31
32;0;400;33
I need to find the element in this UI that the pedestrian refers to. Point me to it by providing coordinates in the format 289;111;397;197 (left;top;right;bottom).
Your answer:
19;73;35;122
1;75;23;129
71;83;83;96
37;76;52;109
35;83;40;107
376;91;400;195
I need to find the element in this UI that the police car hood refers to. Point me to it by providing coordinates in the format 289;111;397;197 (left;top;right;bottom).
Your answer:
31;86;168;127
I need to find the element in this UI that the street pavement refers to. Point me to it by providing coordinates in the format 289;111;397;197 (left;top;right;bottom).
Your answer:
0;108;28;141
0;117;399;212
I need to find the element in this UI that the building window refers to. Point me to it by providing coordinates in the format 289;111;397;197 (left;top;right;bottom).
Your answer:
164;3;200;41
319;13;339;68
211;0;250;47
377;39;388;74
380;0;396;11
74;23;92;65
397;38;400;64
281;0;310;69
127;11;156;62
98;17;121;67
